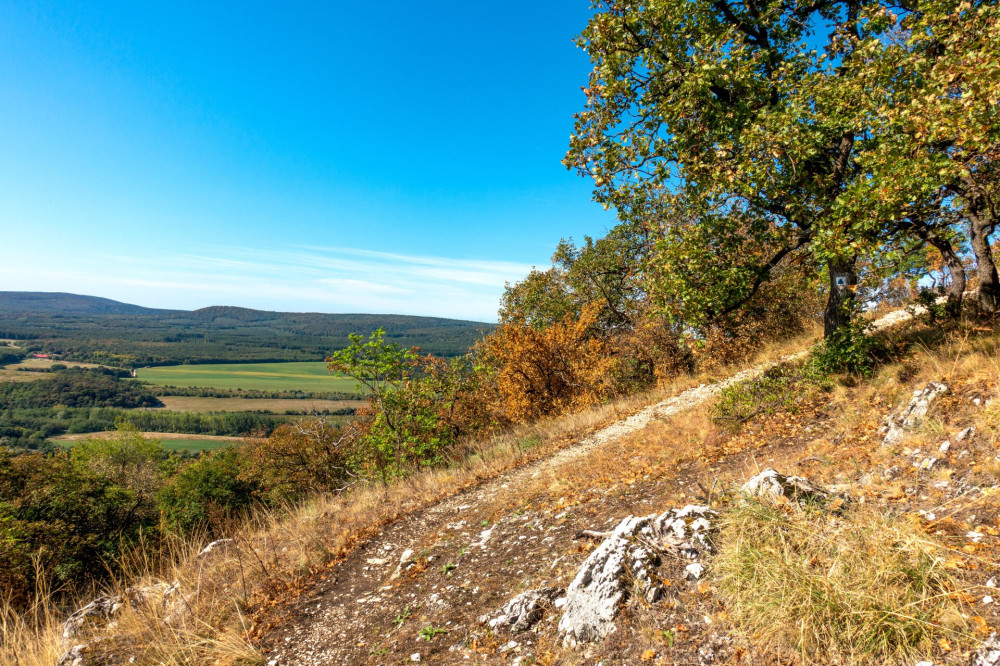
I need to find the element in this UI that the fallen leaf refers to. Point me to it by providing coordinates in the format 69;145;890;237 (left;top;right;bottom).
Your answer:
641;649;656;661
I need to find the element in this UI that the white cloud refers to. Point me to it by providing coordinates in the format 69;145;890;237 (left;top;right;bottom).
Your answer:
1;244;540;321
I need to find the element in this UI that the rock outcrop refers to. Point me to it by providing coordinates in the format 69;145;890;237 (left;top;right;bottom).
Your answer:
557;515;660;646
556;505;717;646
881;382;949;446
740;468;829;504
62;581;183;639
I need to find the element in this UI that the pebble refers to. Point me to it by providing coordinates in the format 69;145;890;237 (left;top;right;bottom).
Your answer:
410;653;422;662
986;596;995;605
939;441;951;453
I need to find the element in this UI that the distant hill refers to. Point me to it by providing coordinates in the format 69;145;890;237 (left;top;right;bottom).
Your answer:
0;292;494;365
0;292;177;316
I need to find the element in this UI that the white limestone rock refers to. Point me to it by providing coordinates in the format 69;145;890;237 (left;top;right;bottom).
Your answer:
558;507;719;646
558;516;656;646
881;382;949;446
484;586;564;633
972;632;1000;666
62;581;182;639
197;538;234;558
388;548;416;581
55;643;89;666
740;469;829;504
649;504;718;559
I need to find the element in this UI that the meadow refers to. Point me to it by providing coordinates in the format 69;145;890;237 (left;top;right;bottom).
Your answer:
136;361;362;394
51;431;245;452
0;358;105;382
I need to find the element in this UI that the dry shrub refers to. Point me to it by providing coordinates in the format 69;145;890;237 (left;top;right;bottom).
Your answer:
695;279;821;372
613;312;693;386
476;303;621;423
715;500;970;665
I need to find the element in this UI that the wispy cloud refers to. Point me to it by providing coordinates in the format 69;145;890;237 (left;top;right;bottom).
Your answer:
2;244;540;321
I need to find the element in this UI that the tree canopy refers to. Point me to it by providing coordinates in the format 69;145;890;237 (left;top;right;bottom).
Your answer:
565;0;1000;333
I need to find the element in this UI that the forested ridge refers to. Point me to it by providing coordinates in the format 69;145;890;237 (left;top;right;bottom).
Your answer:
0;292;493;363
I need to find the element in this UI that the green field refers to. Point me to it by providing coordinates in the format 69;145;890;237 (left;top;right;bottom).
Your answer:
136;361;361;393
52;432;241;452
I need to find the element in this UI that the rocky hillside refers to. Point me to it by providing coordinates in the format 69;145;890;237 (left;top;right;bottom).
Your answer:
38;313;1000;666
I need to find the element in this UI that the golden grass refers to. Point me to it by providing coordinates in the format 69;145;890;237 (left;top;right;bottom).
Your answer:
714;500;971;665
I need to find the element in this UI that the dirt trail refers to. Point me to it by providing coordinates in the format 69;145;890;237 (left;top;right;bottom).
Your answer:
259;308;923;665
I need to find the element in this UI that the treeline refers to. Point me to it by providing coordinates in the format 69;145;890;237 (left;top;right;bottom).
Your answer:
149;384;365;401
0;299;493;365
0;407;284;450
0;347;23;367
0;367;161;410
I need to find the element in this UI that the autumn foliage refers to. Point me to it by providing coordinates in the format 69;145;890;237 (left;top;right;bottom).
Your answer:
475;304;621;424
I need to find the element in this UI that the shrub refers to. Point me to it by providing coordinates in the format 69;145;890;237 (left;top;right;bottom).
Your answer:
809;318;881;377
157;447;260;536
240;419;358;502
0;448;158;607
474;304;621;424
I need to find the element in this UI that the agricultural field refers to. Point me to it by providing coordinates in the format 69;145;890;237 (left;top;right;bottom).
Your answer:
153;395;364;414
51;431;245;452
136;361;362;393
0;358;106;382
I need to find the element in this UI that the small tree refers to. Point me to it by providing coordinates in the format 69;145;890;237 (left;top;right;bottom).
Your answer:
328;329;462;481
327;329;416;480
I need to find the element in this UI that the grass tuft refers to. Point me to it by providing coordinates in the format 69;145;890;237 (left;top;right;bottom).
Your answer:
714;500;969;665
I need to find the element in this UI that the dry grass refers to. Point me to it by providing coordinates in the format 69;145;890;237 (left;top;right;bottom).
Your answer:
714;500;971;665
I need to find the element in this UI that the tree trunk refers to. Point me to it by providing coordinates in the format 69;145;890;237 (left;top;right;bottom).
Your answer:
824;257;858;337
968;209;1000;314
922;233;966;317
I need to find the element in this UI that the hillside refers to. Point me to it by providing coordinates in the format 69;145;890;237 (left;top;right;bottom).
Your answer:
0;292;174;316
12;308;998;666
0;292;494;363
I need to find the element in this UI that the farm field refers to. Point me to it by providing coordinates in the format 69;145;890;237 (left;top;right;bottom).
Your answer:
153;395;364;413
51;431;246;452
136;361;361;393
0;358;106;382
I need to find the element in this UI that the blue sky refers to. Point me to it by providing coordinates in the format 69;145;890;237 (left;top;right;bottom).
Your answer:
0;1;614;321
